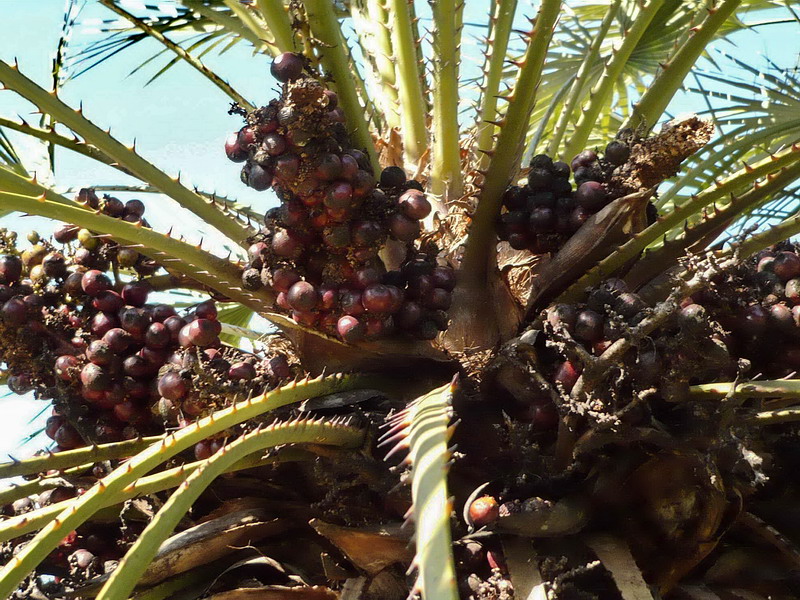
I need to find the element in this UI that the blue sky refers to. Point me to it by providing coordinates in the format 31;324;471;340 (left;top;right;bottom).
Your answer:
0;1;797;457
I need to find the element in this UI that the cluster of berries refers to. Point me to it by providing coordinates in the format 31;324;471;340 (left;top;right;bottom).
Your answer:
685;244;800;379
53;188;159;276
0;229;294;456
225;53;455;342
498;140;655;253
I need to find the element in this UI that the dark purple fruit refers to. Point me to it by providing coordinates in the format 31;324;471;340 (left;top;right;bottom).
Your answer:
362;284;401;313
340;290;365;316
741;304;768;336
527;168;553;190
81;270;112;297
158;371;188;400
575;181;607;211
528;207;555;233
270;52;304;82
247;164;273;191
91;312;119;336
604;141;630;166
54;424;83;450
388;213;421;242
431;266;456;291
122;281;151;307
228;361;256;380
41;252;67;278
380;166;406;188
570;149;597;171
119;307;151;335
529;154;553;170
125;199;146;218
773;251;800;282
0;255;22;285
351;221;384;246
422;288;452;310
399;190;432;220
92;290;124;313
574;310;604;343
552;161;570;178
325;182;354;210
123;355;151;378
195;300;218;320
287;281;318;312
54;224;79;243
1;298;26;322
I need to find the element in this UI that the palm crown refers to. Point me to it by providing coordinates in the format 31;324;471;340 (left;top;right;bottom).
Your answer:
0;1;799;599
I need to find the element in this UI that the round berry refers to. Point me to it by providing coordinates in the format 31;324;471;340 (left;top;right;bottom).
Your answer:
604;140;630;166
81;270;111;297
270;52;304;82
287;281;318;312
468;496;499;527
158;371;189;400
380;166;406;188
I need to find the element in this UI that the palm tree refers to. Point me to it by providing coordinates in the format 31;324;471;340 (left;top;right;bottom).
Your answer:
1;1;800;598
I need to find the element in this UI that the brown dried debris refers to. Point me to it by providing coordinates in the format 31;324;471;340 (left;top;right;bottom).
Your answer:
607;116;714;198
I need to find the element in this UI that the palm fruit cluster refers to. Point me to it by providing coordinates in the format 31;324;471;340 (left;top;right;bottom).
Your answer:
682;242;800;379
224;53;455;342
498;138;657;253
0;227;295;457
54;188;159;276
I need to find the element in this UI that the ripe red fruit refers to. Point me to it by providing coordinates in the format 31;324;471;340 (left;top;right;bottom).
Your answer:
468;496;499;527
91;312;119;337
55;355;80;381
81;270;112;297
92;290;124;313
263;132;287;156
86;340;114;366
270;267;302;292
570;149;597;171
103;327;132;353
337;315;366;343
287;281;318;312
554;360;581;392
270;52;304;82
399;190;432;220
340;290;365;316
81;363;112;391
316;153;343;180
274;153;300;181
271;229;304;259
145;322;171;348
194;440;213;460
181;318;221;347
158;371;188;400
340;154;359;180
362;284;400;314
151;304;177;322
225;132;248;162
